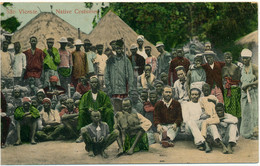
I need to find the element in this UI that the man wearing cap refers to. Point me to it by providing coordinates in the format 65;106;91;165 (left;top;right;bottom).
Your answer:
240;48;258;139
145;46;157;75
43;38;61;87
93;44;108;88
23;36;46;87
58;37;73;92
36;98;63;141
109;40;117;56
156;41;172;77
136;35;148;59
84;39;96;77
1;40;14;85
14;97;40;145
12;42;26;85
185;43;198;64
186;54;206;96
202;50;225;103
105;39;134;113
154;79;164;100
72;39;87;88
128;43;145;77
168;47;190;86
43;76;66;100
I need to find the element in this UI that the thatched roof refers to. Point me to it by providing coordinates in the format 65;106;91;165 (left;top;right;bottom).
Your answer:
236;30;258;45
12;12;89;51
89;11;159;56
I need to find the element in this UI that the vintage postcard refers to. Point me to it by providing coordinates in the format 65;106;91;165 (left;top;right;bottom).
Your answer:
0;1;258;165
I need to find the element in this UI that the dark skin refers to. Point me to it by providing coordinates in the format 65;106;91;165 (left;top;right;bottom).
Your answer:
14;42;25;80
43;102;60;127
115;46;123;57
205;54;214;65
137;40;144;50
2;41;9;52
84;41;92;52
145;48;151;57
222;53;241;84
130;48;137;56
96;46;103;55
144;65;153;89
155;83;164;97
30;37;37;55
241;57;258;91
75;45;82;51
140;92;148;103
160;73;168;85
190;90;200;103
149;93;158;105
156;46;164;54
176;49;184;58
59;42;67;50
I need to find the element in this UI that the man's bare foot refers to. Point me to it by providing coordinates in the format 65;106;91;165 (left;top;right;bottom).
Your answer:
14;140;22;146
127;148;134;155
222;146;228;154
227;144;233;154
116;148;124;157
31;139;37;145
76;136;83;143
88;151;95;157
101;150;108;158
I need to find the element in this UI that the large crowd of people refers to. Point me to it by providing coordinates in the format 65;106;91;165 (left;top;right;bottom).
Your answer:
0;32;258;158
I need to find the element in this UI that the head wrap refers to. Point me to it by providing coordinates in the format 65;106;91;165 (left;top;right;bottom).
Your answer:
58;37;68;43
42;98;51;104
156;41;164;48
137;35;144;41
130;44;138;50
22;97;31;104
241;48;252;57
49;75;59;82
37;89;45;94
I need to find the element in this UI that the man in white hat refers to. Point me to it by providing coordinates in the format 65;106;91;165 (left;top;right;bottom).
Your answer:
3;32;15;54
156;41;172;77
43;38;61;87
136;35;148;59
240;48;258;139
71;39;87;88
58;37;73;92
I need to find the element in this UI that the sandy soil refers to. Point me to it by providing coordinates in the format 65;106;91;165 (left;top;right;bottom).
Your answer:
1;137;258;165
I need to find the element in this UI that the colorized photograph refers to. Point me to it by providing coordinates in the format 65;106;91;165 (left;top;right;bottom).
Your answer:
0;2;258;165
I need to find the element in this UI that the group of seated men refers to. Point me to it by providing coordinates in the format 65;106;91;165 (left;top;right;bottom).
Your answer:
0;32;255;158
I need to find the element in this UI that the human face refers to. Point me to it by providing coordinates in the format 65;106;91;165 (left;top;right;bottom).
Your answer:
190;90;200;103
194;58;202;68
47;40;54;49
75;45;81;51
156;46;164;53
2;41;9;51
91;111;101;124
161;74;168;83
14;89;21;98
66;100;74;109
144;66;151;77
31;99;38;108
177;70;185;81
202;84;211;96
190;44;196;52
177;49;184;58
23;102;30;111
140;92;148;102
130;48;137;55
216;106;225;118
50;81;57;87
241;57;251;66
122;100;132;113
172;51;177;58
115;46;123;56
145;48;151;56
90;78;98;90
51;100;57;109
14;43;21;53
84;43;91;51
224;54;232;65
37;93;45;102
60;98;67;105
30;38;37;48
137;40;144;47
155;84;163;94
59;42;67;48
97;47;103;55
149;93;157;104
43;102;51;110
163;87;172;102
206;55;214;65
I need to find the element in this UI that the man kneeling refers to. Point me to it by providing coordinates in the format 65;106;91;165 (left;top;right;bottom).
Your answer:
81;110;119;158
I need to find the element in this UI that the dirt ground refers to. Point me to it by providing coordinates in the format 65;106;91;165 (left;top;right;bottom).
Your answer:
1;137;258;165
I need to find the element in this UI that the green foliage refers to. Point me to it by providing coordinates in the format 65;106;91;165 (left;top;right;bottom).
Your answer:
1;3;21;33
1;16;21;33
85;2;93;9
94;2;257;60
